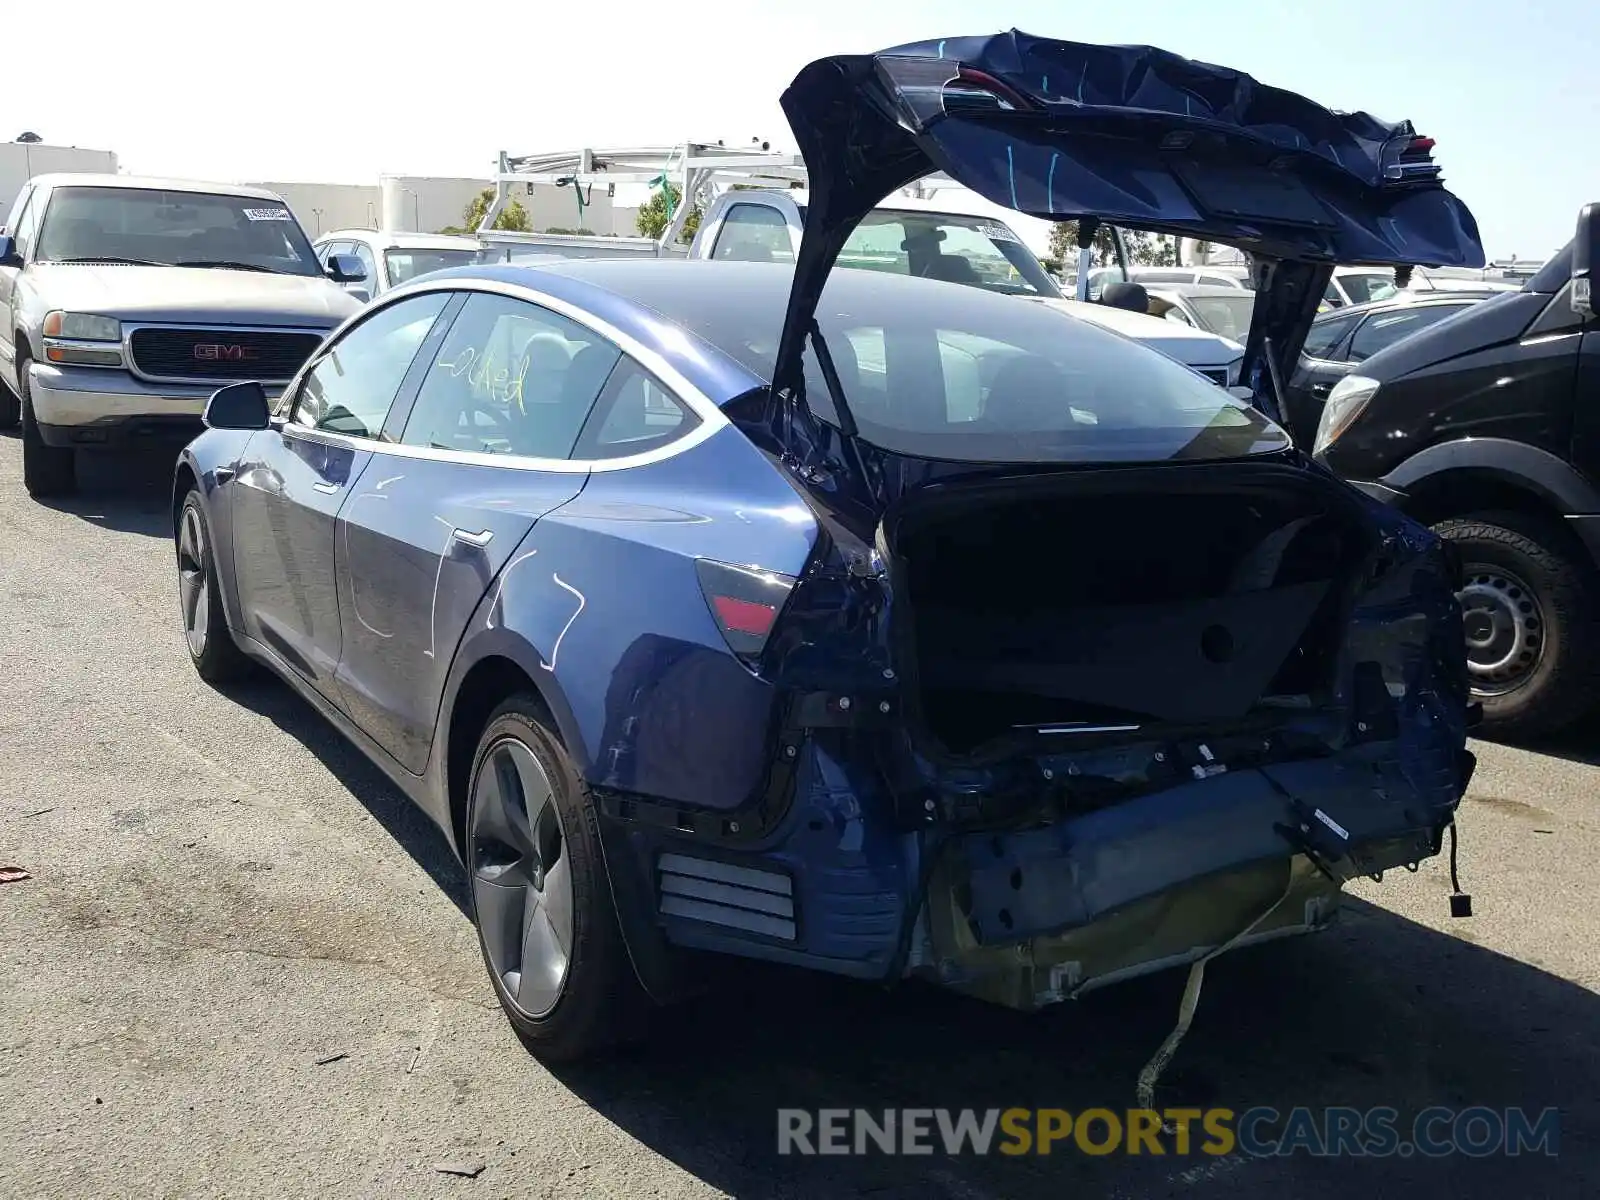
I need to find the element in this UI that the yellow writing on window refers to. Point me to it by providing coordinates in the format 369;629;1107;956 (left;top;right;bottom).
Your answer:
436;342;532;414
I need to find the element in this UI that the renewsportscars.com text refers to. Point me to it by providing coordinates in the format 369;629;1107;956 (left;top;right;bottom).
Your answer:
776;1106;1560;1158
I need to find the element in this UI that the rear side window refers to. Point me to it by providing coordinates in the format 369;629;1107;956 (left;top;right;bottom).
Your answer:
1348;304;1466;362
401;292;620;459
711;204;795;264
1302;313;1359;360
574;358;699;460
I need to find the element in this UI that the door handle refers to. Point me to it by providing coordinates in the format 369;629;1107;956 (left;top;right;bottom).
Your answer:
311;481;340;495
451;527;494;547
1311;382;1333;398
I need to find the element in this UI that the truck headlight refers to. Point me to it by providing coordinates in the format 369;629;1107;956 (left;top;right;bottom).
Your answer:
41;311;124;367
1225;356;1243;387
1314;374;1380;457
43;311;122;341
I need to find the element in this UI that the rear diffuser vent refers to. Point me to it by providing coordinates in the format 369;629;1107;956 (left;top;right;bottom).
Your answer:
657;853;796;941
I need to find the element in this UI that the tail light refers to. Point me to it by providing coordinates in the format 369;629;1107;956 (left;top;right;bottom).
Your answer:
695;558;796;663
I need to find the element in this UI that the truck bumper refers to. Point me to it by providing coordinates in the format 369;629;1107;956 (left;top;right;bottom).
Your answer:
29;362;281;449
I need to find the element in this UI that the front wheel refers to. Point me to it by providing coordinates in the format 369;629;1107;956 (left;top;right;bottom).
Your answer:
176;490;251;685
18;357;75;497
1436;510;1600;738
465;698;647;1062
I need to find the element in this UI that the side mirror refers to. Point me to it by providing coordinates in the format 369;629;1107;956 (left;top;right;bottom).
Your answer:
326;253;367;284
1572;202;1599;316
0;235;20;268
203;381;271;431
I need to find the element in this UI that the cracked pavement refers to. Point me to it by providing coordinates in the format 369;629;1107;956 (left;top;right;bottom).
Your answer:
1;440;1597;1199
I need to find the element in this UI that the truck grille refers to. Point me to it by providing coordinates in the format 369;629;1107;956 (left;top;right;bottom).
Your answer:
1200;368;1230;386
128;327;325;382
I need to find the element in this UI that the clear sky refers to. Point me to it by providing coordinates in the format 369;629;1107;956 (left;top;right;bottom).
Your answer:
12;0;1594;262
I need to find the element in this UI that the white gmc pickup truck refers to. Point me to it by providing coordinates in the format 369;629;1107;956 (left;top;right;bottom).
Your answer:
0;174;366;497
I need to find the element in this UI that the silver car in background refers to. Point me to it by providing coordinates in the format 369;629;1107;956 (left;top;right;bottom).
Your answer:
312;229;482;301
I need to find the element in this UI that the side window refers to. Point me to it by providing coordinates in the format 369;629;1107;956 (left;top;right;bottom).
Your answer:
1347;305;1464;363
10;190;41;259
290;292;449;435
3;185;33;241
350;241;378;287
1301;313;1360;360
1164;307;1196;326
574;358;700;460
401;292;620;459
710;204;795;263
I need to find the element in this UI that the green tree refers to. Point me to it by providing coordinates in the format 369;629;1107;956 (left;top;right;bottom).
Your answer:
439;187;530;235
635;183;702;244
1048;220;1119;267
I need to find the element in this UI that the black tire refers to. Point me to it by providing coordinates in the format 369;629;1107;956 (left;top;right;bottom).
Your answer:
176;489;251;685
18;357;75;497
465;697;647;1062
1435;510;1600;738
0;372;18;430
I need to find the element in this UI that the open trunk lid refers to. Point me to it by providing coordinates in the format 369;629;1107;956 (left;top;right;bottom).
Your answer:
771;30;1485;435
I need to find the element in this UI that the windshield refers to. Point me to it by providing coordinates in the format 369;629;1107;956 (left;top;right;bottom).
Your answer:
385;247;479;285
607;262;1285;464
35;187;321;274
1181;294;1256;340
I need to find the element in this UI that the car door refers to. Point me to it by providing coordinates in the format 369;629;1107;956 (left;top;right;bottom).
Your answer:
333;288;624;773
0;184;38;392
229;291;453;697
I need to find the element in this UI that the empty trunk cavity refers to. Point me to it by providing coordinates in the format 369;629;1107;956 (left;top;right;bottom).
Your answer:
892;473;1371;754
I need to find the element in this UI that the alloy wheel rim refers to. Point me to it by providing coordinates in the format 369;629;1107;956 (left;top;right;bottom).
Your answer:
177;507;210;657
469;736;573;1019
1458;565;1544;696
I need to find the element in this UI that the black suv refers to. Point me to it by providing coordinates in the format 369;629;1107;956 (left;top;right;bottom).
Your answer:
1283;290;1504;448
1316;207;1600;737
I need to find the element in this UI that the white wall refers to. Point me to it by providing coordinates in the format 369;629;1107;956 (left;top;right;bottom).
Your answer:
244;181;381;237
0;142;119;219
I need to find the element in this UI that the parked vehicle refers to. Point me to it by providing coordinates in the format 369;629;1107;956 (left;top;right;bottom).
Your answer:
1084;264;1251;299
691;188;1247;384
471;148;1247;382
313;229;481;301
1282;289;1505;447
174;32;1479;1063
1317;210;1600;737
1144;283;1258;339
0;175;365;496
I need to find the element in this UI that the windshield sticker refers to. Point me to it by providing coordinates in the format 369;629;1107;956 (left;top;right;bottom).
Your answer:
977;223;1022;243
243;207;293;222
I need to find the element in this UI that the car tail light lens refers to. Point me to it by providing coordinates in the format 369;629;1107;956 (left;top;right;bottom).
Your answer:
696;558;796;662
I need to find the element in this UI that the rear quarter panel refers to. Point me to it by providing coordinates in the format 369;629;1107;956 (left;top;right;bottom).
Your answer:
443;425;819;812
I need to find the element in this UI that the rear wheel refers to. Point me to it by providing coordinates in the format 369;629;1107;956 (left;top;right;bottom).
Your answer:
465;697;647;1061
1436;510;1600;738
176;490;251;684
18;357;75;497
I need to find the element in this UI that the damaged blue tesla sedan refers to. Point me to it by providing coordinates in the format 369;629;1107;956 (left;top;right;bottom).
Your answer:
173;32;1484;1063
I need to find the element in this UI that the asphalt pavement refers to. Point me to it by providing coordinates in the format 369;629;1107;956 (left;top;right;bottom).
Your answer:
1;436;1596;1199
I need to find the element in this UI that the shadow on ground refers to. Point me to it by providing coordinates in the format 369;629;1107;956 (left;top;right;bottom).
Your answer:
544;903;1595;1198
34;448;176;538
225;674;471;918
